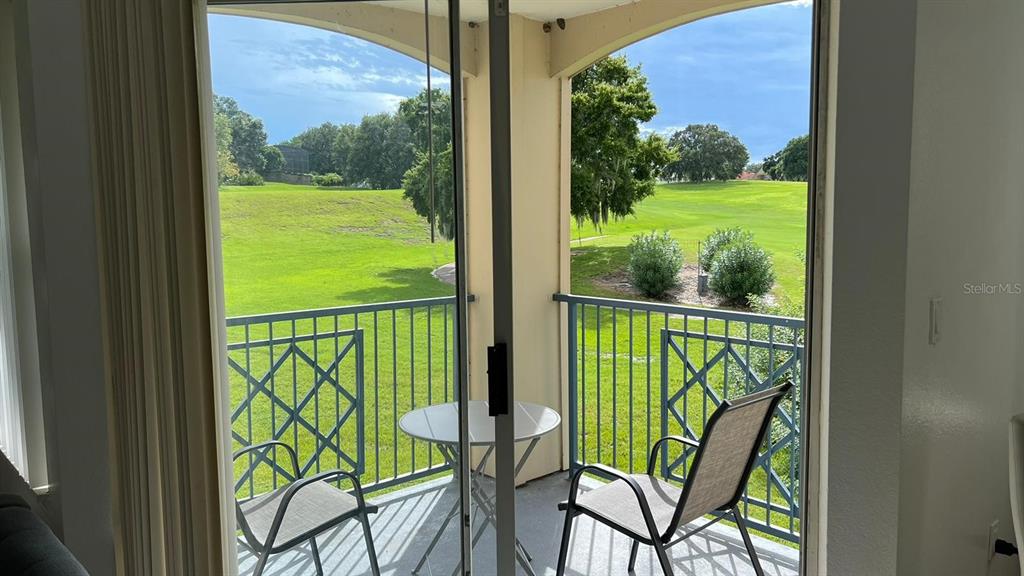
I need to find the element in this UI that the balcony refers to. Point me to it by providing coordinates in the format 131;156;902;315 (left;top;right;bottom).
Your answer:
229;294;803;575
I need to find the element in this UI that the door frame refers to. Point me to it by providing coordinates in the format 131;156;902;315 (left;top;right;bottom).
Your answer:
194;1;476;573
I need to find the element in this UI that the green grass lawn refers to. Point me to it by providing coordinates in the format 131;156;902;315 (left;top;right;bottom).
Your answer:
570;180;808;306
220;183;454;317
221;180;805;544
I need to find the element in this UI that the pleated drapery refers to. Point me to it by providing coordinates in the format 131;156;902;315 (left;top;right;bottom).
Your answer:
84;0;227;573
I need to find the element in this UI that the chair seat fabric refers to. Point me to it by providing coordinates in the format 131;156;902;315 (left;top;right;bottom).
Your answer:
576;475;684;539
240;481;361;549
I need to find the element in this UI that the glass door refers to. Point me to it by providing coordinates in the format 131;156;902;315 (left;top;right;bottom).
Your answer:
203;1;477;573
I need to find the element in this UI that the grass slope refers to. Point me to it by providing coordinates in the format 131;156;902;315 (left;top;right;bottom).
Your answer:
221;180;805;543
220;183;454;317
571;180;808;305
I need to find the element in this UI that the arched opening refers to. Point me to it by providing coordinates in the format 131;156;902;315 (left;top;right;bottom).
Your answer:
560;1;813;565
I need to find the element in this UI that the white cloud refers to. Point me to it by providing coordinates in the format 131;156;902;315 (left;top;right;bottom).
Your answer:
782;0;813;7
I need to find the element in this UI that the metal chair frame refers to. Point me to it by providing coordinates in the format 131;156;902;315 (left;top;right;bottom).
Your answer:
555;382;793;576
233;441;381;576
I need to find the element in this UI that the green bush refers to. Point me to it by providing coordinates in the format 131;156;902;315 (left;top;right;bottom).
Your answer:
313;172;345;187
627;231;683;297
709;241;775;303
225;170;264;186
699;227;753;271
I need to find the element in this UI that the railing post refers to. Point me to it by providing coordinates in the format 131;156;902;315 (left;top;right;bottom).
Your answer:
660;328;669;479
567;302;578;472
356;329;365;476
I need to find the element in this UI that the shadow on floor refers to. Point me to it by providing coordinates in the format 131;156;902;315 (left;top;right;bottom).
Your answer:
238;473;800;576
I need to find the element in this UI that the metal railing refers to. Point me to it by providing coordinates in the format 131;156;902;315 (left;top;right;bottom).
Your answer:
554;293;804;544
228;296;460;500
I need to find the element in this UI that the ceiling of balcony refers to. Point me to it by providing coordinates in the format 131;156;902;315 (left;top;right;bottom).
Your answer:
367;0;640;22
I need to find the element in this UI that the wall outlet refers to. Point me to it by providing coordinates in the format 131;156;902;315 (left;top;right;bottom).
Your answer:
987;519;999;560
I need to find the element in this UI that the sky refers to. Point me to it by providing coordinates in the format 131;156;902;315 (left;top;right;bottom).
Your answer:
208;1;812;161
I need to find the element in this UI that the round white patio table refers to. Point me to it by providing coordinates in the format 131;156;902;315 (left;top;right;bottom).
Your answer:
399;400;560;576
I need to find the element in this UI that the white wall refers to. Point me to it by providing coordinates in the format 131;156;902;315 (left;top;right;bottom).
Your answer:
11;0;114;573
898;2;1024;575
823;0;917;573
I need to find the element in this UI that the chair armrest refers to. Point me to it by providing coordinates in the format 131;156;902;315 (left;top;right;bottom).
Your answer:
233;441;300;480
566;463;663;541
262;469;374;549
648;435;700;475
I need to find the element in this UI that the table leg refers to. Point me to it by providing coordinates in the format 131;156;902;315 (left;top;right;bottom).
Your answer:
414;439;544;576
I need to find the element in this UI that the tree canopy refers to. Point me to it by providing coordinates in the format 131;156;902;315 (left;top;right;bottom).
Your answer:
287;123;342;175
214;95;281;181
571;56;675;227
345;113;417;189
763;134;809;181
664;124;749;183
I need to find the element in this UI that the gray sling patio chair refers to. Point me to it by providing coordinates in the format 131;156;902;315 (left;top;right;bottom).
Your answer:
233;441;381;576
556;382;793;576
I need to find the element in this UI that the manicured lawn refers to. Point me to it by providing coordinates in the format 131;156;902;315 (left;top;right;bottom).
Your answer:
571;180;808;307
221;180;805;544
220;183;454;317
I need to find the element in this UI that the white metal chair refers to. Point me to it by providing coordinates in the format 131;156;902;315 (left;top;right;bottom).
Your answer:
233;441;381;576
556;382;793;576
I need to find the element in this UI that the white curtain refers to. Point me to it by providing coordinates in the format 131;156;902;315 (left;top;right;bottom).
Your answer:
83;0;227;573
0;97;26;479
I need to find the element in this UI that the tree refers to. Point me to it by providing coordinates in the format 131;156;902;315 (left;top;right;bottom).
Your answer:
214;95;270;174
346;113;416;189
288;122;343;175
397;88;452;156
261;145;286;173
779;135;810;181
403;145;455;240
762;151;782;181
571;56;675;227
762;134;809;181
664;124;749;182
331;124;359;181
214;109;239;183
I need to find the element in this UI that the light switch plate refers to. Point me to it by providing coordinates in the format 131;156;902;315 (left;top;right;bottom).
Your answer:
929;297;942;345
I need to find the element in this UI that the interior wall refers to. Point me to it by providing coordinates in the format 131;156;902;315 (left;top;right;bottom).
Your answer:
11;0;114;572
823;0;917;573
898;2;1024;575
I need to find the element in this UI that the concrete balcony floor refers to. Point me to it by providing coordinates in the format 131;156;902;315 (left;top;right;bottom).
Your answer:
238;473;800;576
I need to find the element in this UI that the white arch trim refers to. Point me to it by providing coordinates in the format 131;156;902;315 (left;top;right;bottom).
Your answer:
549;0;787;78
209;2;479;77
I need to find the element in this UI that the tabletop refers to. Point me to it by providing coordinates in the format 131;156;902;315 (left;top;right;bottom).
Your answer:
398;400;560;446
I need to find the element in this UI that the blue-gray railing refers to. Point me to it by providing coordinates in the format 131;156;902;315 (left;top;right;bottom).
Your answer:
554;293;804;544
228;296;459;500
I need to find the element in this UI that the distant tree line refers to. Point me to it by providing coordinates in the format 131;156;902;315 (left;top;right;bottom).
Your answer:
285;88;451;190
214;55;809;239
214;95;284;184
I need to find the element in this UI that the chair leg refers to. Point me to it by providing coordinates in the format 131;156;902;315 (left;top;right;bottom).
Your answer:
360;511;382;576
252;549;271;576
733;507;765;576
628;540;640;573
555;506;576;576
651;538;674;576
309;537;324;576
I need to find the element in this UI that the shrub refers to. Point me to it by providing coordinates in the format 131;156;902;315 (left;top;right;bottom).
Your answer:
627;231;683;297
709;241;775;303
313;172;345;188
698;227;753;271
225;170;264;186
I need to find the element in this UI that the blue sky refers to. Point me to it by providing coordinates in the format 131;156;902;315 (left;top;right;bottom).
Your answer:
208;1;811;161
